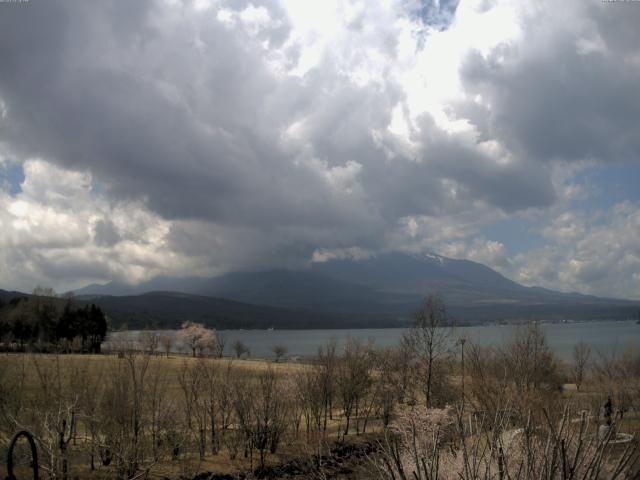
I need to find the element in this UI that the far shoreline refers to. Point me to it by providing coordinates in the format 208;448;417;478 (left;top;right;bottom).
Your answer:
107;317;638;333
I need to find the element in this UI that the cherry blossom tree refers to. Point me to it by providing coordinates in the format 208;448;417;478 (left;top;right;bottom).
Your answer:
176;321;215;357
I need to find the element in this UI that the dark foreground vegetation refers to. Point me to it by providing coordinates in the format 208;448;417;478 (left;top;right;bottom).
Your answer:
0;288;107;353
1;295;639;479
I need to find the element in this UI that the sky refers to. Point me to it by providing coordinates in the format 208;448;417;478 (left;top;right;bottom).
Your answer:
0;0;639;299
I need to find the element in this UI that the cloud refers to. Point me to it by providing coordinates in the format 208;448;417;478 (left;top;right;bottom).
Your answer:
455;1;640;165
0;0;638;298
510;202;640;299
466;238;510;270
93;219;122;248
311;247;372;263
0;159;204;291
0;0;555;227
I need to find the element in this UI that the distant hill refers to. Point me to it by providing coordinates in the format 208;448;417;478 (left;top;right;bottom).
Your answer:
0;289;28;303
76;291;385;330
73;252;640;326
1;288;387;330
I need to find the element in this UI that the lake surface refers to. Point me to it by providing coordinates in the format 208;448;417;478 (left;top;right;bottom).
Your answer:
105;321;640;360
106;320;640;362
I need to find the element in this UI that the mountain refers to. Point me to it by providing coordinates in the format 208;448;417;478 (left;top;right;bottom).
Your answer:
75;277;209;297
311;252;521;295
74;252;640;325
0;288;383;329
77;291;375;329
0;289;28;301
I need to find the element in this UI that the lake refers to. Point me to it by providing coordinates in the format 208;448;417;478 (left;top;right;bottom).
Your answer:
106;320;640;362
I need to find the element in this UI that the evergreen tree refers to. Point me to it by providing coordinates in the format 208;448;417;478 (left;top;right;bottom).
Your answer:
87;304;107;353
0;295;108;352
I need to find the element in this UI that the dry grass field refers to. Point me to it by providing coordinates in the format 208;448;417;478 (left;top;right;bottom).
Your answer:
0;351;384;479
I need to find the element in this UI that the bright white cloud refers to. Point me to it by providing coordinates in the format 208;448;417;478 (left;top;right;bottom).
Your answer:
0;159;206;291
311;246;372;263
509;202;640;299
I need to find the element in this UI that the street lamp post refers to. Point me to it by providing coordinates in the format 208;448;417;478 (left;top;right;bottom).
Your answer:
459;337;466;409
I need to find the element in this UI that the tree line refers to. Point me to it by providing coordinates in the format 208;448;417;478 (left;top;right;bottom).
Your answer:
0;288;108;353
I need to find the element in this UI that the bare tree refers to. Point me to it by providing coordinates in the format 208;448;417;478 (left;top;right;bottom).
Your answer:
371;347;399;428
32;286;58;298
78;363;105;471
336;337;372;435
466;342;507;419
122;350;151;477
271;344;288;362
317;338;338;426
232;340;250;359
393;340;415;404
466;324;561;423
295;367;325;436
173;357;211;475
145;361;174;463
572;341;591;391
505;322;560;394
202;359;220;454
139;330;160;356
254;368;289;468
216;360;237;451
159;333;173;357
212;332;226;358
191;360;209;460
231;368;289;470
29;354;79;480
98;351;160;479
231;373;255;464
403;294;452;407
177;360;198;432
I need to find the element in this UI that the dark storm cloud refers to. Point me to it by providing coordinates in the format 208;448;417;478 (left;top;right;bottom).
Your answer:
1;0;316;226
0;0;555;240
456;2;640;165
93;219;121;247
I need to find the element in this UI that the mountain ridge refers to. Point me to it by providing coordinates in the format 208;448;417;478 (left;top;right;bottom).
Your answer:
68;251;640;327
75;251;634;304
76;252;633;302
4;251;639;329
